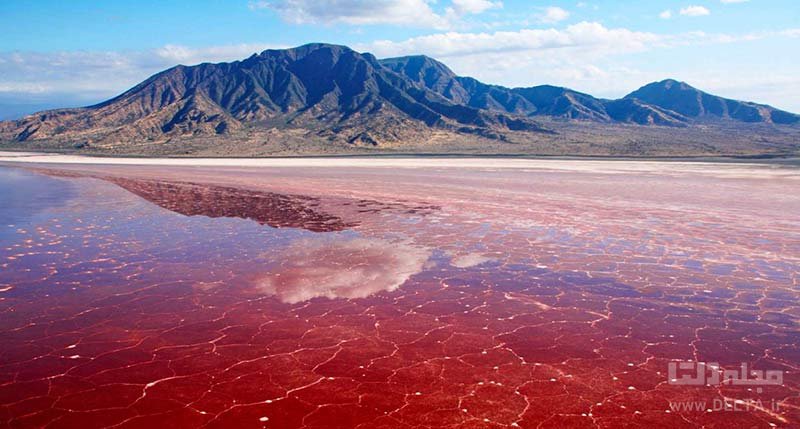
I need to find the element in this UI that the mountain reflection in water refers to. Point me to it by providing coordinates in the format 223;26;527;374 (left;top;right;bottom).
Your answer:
109;178;357;232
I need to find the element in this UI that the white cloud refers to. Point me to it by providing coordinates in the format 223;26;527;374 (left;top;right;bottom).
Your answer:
781;28;800;37
537;6;570;24
679;5;711;16
153;43;281;64
363;23;800;61
254;0;500;30
448;0;502;15
659;10;672;19
0;83;50;94
363;22;662;59
259;0;448;28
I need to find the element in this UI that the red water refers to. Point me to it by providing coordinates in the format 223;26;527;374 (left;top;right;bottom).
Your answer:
1;161;798;428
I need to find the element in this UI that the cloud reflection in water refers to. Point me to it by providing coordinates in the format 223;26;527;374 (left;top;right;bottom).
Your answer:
256;237;431;303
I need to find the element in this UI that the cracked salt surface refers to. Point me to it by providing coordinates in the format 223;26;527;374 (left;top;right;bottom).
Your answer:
0;160;798;428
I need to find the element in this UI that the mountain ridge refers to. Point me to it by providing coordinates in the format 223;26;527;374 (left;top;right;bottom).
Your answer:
624;78;798;124
1;44;548;147
379;54;797;127
1;43;798;157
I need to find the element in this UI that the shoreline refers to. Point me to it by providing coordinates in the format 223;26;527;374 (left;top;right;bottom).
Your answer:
3;151;800;181
1;150;799;168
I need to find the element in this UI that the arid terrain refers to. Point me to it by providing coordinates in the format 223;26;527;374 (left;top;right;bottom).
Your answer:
2;44;798;158
3;118;799;158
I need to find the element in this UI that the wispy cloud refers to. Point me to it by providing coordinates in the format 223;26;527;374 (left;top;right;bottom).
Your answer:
363;23;800;60
0;43;282;101
659;10;673;19
448;0;502;15
536;6;570;24
258;0;447;28
252;0;501;30
153;43;282;64
679;5;711;16
363;22;663;59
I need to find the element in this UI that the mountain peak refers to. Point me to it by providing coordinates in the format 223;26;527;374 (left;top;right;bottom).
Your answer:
266;42;353;53
256;43;357;62
380;55;458;79
381;54;447;65
657;78;686;87
640;78;697;92
626;79;798;124
378;54;467;103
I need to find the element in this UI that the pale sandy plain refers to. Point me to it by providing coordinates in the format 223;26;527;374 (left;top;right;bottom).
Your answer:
2;151;799;179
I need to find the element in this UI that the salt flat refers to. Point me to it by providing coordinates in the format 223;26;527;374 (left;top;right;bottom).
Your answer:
1;151;799;179
1;152;798;428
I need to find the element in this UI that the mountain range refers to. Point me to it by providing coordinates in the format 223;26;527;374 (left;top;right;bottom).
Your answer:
1;43;798;157
379;55;798;127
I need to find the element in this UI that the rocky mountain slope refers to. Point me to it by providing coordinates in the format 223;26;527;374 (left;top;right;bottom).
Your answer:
1;43;798;156
380;55;798;127
624;79;798;124
0;44;543;147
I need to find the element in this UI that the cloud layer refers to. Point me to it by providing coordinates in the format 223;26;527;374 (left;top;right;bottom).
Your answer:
363;22;662;59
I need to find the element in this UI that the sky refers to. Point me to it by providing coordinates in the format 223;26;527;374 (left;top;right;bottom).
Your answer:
1;0;799;119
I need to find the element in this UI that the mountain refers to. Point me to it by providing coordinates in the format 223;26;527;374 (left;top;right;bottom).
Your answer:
512;85;611;121
1;44;798;156
380;55;799;127
625;79;799;125
380;56;535;115
380;56;610;120
379;56;616;121
378;56;674;125
0;44;544;147
603;98;688;127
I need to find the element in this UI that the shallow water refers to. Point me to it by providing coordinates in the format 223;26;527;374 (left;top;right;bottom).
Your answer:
0;162;798;428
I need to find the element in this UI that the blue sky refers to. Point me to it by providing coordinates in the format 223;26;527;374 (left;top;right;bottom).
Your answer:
1;0;799;118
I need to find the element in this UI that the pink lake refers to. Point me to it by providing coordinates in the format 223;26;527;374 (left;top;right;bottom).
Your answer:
1;155;799;428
